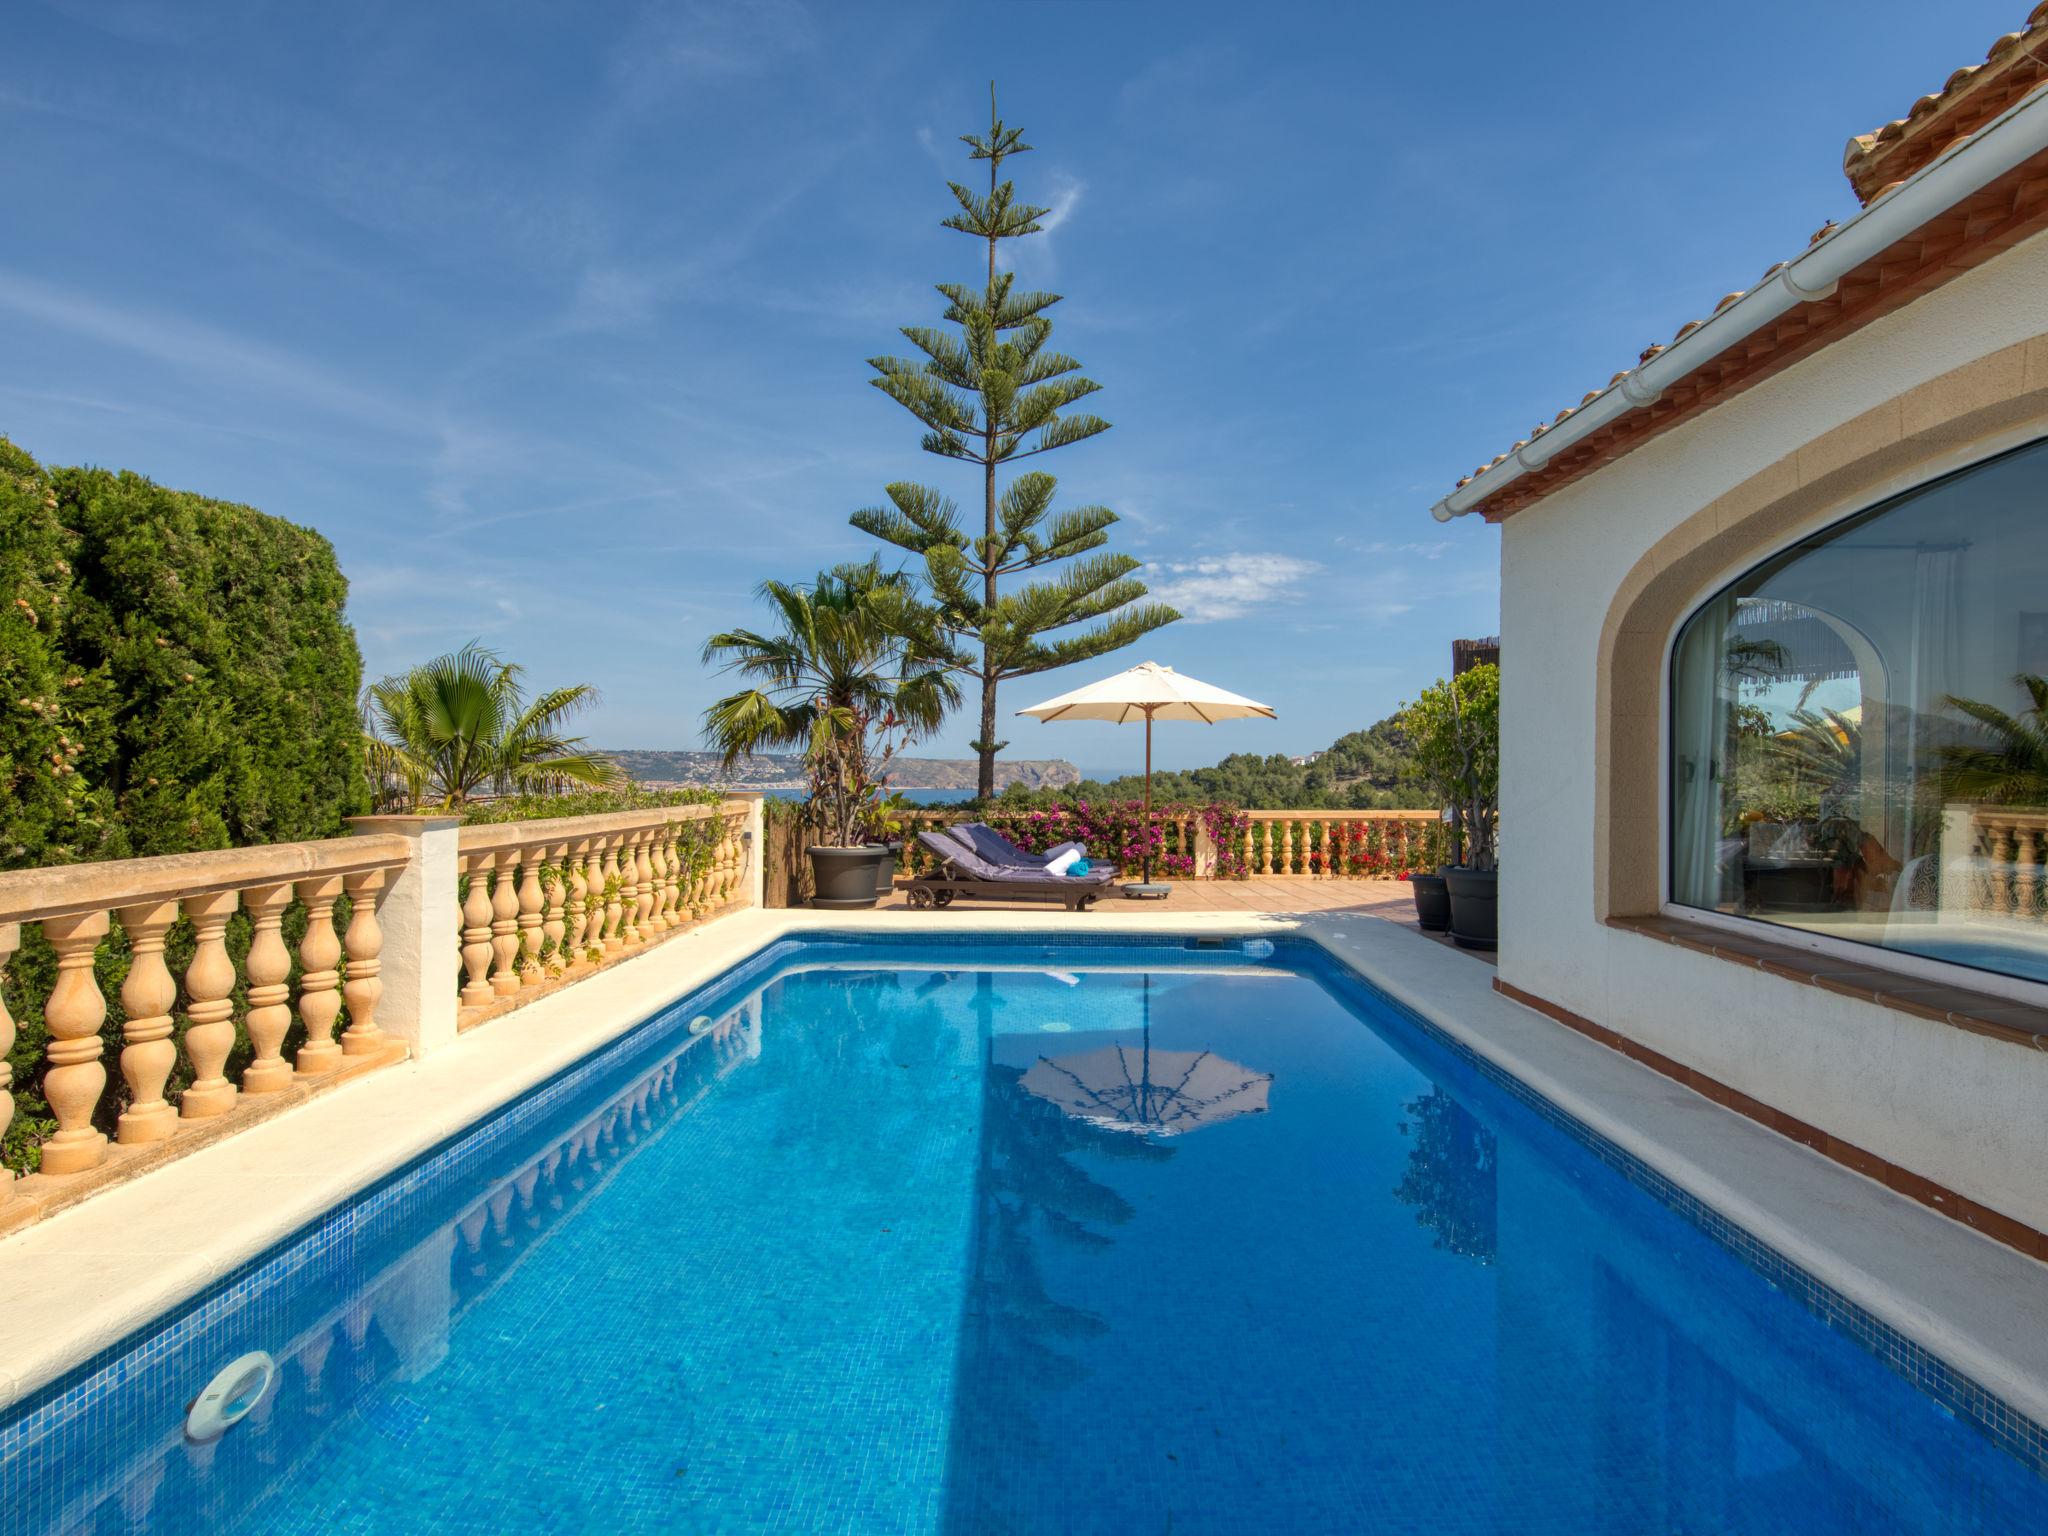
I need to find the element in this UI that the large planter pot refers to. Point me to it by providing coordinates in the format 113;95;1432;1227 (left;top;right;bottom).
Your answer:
809;846;886;910
1408;871;1451;933
865;841;902;899
1444;867;1498;951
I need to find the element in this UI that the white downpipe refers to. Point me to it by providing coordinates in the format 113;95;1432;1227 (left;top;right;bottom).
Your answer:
1430;87;2048;522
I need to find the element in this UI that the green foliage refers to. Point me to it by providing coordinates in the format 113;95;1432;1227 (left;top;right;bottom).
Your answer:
0;439;117;866
1399;664;1500;871
2;438;370;1171
363;642;622;811
459;785;722;825
50;458;368;857
1937;673;2048;809
954;710;1434;812
702;560;959;847
853;90;1176;796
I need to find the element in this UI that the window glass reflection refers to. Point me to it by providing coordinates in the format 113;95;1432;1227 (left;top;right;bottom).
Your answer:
1670;439;2048;986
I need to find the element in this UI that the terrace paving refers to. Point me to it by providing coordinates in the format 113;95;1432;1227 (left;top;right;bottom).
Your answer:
875;876;1496;962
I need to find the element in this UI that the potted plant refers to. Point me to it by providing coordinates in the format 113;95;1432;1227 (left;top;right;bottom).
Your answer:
859;787;918;899
1400;663;1500;947
701;561;958;909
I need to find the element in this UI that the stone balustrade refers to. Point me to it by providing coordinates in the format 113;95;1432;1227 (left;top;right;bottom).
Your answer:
1237;810;1446;878
451;802;753;1028
0;795;763;1230
1964;806;2048;918
0;834;413;1211
876;807;1445;885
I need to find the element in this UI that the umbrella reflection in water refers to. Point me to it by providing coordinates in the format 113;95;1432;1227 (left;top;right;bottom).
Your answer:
1019;976;1271;1136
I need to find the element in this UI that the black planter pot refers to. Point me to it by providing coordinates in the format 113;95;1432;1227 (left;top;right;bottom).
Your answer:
809;846;886;910
1444;867;1498;951
865;841;902;899
1409;871;1452;933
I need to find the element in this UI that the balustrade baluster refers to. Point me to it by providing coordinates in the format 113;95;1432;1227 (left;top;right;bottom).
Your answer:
615;832;640;946
603;837;626;947
180;891;239;1118
460;854;496;1007
543;842;569;973
491;849;524;994
516;849;545;983
0;923;16;1203
242;883;296;1093
294;876;345;1076
565;838;591;966
2015;826;2042;920
652;831;676;930
40;910;110;1173
1993;823;2019;915
586;839;611;957
635;830;659;934
114;900;180;1143
341;869;386;1055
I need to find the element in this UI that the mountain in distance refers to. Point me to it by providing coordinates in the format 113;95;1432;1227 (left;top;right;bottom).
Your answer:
604;749;1078;793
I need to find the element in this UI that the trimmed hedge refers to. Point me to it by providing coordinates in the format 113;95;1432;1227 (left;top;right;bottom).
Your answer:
1;438;371;1172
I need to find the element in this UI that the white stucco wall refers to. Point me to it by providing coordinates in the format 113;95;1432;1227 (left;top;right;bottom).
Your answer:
1496;225;2048;1236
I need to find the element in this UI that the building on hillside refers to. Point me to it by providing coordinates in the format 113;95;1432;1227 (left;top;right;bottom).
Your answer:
1429;8;2048;1255
1452;636;1500;675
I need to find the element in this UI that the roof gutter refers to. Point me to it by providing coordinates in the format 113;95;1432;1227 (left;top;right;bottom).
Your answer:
1429;85;2048;522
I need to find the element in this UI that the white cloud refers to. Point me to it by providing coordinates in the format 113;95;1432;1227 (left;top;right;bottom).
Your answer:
1147;552;1319;624
1348;538;1454;560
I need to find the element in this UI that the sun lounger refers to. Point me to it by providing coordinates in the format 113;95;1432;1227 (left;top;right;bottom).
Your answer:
905;829;1119;911
946;821;1097;872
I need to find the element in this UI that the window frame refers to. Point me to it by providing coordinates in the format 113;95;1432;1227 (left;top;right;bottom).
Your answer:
1659;435;2048;1010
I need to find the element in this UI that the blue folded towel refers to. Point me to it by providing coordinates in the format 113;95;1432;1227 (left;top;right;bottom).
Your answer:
1068;858;1092;877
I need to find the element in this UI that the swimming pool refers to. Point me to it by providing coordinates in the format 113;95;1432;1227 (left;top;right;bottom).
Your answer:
3;933;2043;1533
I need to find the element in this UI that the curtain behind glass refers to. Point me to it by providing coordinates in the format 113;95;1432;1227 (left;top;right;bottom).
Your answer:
1671;596;1737;909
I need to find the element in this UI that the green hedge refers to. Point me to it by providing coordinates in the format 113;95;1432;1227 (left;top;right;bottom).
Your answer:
2;438;371;1172
51;456;368;857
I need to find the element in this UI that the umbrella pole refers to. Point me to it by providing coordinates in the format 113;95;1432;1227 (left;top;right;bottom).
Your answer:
1143;706;1154;886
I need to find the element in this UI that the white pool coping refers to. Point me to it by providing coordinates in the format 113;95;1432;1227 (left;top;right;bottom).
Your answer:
2;903;2045;1440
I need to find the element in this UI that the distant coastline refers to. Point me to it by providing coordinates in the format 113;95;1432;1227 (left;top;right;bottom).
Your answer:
602;748;1080;796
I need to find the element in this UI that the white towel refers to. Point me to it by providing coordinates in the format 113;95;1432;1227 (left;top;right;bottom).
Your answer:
1045;846;1083;876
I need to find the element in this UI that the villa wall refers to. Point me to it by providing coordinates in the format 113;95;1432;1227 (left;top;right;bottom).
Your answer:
1497;225;2048;1239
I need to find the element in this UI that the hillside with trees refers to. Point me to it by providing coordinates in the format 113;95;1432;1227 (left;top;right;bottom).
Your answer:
987;711;1432;810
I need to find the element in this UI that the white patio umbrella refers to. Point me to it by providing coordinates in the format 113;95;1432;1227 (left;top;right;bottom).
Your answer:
1016;660;1276;890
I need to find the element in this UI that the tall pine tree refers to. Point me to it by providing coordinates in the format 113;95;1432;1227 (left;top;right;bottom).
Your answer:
855;88;1176;798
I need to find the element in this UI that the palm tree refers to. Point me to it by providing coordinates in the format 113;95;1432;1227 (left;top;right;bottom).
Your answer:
363;642;622;811
701;561;958;847
1937;673;2048;808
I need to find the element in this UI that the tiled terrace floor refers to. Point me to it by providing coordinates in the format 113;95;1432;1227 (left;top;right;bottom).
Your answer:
875;877;1495;963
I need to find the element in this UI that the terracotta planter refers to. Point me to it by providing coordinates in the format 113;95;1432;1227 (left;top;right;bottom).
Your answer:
1444;867;1498;951
1409;872;1451;932
809;846;886;910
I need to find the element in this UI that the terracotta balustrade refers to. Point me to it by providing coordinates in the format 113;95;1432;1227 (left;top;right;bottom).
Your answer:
869;808;1442;884
1239;810;1445;878
0;794;763;1226
0;833;412;1195
1966;807;2048;918
451;800;754;1029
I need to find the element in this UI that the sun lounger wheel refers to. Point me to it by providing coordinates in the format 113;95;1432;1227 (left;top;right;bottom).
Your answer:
908;888;934;909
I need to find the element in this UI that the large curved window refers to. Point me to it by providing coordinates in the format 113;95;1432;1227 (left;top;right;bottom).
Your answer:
1670;438;2048;988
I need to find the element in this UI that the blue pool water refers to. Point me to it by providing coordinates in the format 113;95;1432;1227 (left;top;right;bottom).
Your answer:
4;934;2045;1533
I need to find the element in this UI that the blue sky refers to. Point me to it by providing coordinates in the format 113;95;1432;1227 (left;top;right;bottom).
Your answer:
1;0;2020;770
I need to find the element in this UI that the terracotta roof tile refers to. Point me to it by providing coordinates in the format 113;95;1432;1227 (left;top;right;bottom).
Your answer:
1443;7;2048;515
1843;7;2048;203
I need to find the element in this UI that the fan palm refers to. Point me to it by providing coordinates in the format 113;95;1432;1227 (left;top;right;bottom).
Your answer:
363;642;622;811
1936;673;2048;808
701;561;959;847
